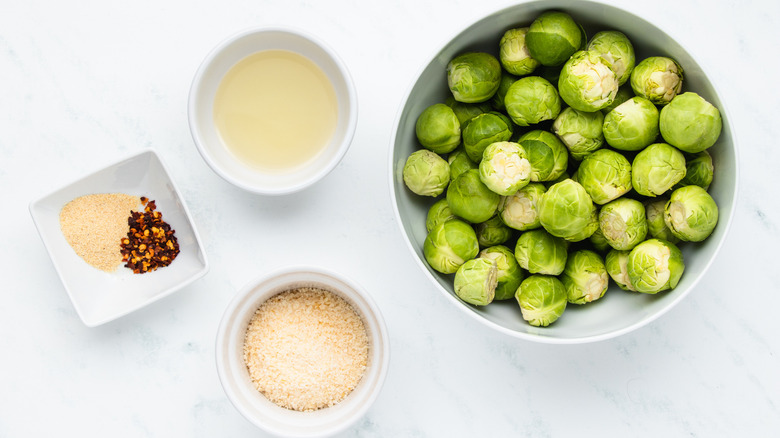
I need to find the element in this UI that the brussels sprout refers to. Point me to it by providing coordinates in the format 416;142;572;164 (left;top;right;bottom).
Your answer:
446;169;500;223
454;258;498;306
631;143;686;197
558;50;620;112
426;198;457;233
589;226;611;252
447;52;502;103
664;185;719;242
479;245;525;300
627;238;685;294
491;71;520;111
601;86;634;115
479;141;532;196
630;56;683;105
514;228;568;275
504;76;562;126
659;92;723;153
551;107;605;160
538;179;599;242
644;198;679;244
402;149;450;197
586;31;635;85
475;215;513;247
415;103;461;154
602;96;660;151
515;275;568;327
676;151;714;190
599;198;648;251
499;27;540;76
577;149;632;204
497;183;546;231
446;97;492;128
423;219;479;274
560;249;609;304
517;130;569;182
462;112;514;162
525;11;583;67
605;249;636;291
447;147;478;180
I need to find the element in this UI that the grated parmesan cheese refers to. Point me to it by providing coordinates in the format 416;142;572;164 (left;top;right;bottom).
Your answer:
243;287;369;411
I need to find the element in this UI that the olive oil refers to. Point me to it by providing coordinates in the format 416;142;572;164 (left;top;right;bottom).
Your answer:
213;50;338;171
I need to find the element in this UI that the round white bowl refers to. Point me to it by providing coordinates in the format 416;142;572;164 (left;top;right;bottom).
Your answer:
189;27;358;195
389;0;738;344
215;266;389;437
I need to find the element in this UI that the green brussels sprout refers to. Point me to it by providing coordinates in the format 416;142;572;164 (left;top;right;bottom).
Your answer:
631;143;687;197
475;215;513;247
676;151;714;190
517;130;569;182
504;76;562;126
599;198;648;251
630;56;683;105
515;274;568;327
659;92;723;153
644;198;679;244
664;185;719;242
577;149;632;204
514;228;568;275
499;27;540;76
478;141;532;196
426;198;458;233
491;71;520;111
447;52;502;103
551;107;605;160
445;97;492;128
454;258;498;306
423;219;479;274
560;249;609;304
538;179;599;242
497;182;546;231
402;149;450;197
589;226;611;252
602;96;660;151
446;169;500;223
479;245;525;300
601;86;634;115
558;50;620;112
462;111;514;162
415;103;461;154
525;11;583;67
586;31;635;85
627;238;685;294
447;147;478;180
605;249;636;291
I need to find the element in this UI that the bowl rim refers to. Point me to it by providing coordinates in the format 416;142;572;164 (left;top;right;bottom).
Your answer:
188;25;359;196
214;264;390;436
387;0;739;344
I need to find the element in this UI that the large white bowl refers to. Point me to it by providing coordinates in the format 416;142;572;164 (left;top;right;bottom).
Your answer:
189;27;358;195
215;266;389;437
389;0;738;344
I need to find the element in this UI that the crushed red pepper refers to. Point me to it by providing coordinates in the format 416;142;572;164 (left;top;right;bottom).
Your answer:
120;197;180;274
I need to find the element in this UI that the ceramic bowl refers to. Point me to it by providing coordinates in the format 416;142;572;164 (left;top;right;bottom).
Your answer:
389;0;738;343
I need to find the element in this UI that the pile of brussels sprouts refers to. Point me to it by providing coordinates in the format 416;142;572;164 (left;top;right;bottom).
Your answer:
402;10;722;327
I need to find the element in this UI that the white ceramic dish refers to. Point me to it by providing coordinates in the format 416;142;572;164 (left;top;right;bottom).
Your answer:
389;0;738;343
216;266;389;438
188;27;358;196
29;149;209;327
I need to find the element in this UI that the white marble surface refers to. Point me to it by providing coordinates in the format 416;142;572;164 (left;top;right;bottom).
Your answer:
3;0;779;436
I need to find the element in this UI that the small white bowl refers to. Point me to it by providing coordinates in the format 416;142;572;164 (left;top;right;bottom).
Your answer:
29;149;209;327
216;266;389;438
188;27;358;195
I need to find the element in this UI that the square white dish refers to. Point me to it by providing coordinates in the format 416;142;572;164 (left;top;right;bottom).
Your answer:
29;149;209;327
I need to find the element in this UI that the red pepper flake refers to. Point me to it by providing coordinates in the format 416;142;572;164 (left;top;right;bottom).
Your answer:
120;198;180;274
